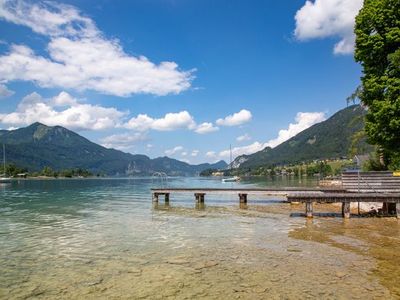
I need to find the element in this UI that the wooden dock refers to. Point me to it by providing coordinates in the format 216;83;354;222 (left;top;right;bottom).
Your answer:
151;187;400;218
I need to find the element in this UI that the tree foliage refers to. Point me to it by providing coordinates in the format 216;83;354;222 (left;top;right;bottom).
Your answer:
354;0;400;169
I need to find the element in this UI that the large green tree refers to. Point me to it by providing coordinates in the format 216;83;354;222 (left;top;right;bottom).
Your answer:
354;0;400;169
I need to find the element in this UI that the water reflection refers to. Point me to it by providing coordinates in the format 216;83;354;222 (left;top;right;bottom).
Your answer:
239;203;248;210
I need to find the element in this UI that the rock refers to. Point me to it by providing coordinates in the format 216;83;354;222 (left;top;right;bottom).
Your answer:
127;267;142;276
287;248;302;253
163;287;179;297
335;271;347;278
193;261;219;270
254;287;269;293
166;258;190;265
85;278;103;286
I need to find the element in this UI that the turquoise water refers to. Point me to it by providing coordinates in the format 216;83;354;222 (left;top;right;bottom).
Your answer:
1;177;399;299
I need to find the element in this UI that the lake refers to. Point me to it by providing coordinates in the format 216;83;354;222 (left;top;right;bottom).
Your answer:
1;177;399;299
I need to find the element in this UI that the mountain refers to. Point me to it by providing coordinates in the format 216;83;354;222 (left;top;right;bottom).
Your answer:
233;105;372;170
0;123;227;176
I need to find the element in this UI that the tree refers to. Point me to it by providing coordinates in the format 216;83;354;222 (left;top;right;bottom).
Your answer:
354;0;400;169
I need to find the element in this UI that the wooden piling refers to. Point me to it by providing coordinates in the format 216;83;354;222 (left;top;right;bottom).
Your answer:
306;202;313;218
387;203;397;215
195;193;205;203
152;193;159;203
342;202;351;218
239;193;248;204
396;203;400;219
165;193;170;203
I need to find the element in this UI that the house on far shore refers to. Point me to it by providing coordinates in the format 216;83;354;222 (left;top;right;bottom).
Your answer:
212;171;224;176
16;173;28;178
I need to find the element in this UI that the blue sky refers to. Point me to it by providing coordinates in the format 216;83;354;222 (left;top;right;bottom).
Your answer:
0;0;363;164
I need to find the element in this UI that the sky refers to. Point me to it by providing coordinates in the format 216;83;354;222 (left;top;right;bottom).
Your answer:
0;0;364;164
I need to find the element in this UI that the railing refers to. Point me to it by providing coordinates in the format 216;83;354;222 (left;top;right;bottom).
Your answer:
342;171;400;193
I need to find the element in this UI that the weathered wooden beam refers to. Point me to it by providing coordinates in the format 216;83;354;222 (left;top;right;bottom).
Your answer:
306;202;313;218
239;193;248;204
343;202;351;218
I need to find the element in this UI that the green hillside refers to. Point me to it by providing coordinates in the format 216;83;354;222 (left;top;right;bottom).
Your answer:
0;123;226;175
234;105;372;170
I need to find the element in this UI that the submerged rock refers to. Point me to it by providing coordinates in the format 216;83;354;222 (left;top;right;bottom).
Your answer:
166;258;190;265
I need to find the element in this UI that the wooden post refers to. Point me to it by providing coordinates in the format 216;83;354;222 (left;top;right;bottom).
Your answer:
396;203;400;219
195;202;205;210
382;202;390;215
239;193;247;204
152;193;159;203
343;202;351;219
306;202;313;218
195;193;205;203
387;203;396;215
165;193;170;203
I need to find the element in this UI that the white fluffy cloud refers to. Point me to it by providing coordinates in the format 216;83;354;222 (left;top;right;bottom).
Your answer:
0;91;126;130
266;112;326;148
165;146;184;156
124;112;221;134
236;133;251;142
0;0;193;96
194;122;219;134
0;90;223;135
191;150;199;157
216;109;252;127
294;0;363;54
219;142;266;160
124;111;196;132
100;132;147;151
0;84;14;98
218;111;326;160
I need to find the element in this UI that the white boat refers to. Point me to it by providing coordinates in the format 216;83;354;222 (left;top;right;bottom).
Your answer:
0;144;11;183
222;144;240;183
222;176;240;183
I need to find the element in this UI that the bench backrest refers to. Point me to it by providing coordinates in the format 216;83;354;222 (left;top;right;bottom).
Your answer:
342;171;400;193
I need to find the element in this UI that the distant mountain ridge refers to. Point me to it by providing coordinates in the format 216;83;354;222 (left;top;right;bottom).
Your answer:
233;105;371;169
0;123;227;176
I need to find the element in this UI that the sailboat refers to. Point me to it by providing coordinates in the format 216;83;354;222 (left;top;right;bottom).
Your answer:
222;144;240;182
0;144;11;183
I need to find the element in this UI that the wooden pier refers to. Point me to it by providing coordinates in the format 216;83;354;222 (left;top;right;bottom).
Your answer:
151;187;400;218
151;187;326;204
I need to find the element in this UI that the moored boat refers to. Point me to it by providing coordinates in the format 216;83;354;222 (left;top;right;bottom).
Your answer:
222;176;240;183
0;144;11;183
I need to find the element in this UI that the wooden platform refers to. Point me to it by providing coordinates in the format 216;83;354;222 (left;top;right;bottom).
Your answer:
151;187;400;218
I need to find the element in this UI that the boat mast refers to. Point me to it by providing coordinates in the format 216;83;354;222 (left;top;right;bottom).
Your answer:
230;144;232;170
3;144;5;176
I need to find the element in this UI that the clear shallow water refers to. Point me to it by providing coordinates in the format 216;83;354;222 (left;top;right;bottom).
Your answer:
0;177;399;299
